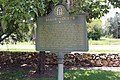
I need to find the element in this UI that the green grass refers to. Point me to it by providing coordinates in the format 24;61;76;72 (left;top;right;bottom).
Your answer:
89;50;120;52
0;48;36;52
0;68;28;80
2;38;120;45
13;39;120;45
1;48;120;52
89;39;120;45
1;38;120;52
0;69;120;80
0;68;57;80
64;70;120;80
16;41;34;45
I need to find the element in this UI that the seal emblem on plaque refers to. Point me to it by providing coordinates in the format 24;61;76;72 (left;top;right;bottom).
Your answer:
54;5;65;17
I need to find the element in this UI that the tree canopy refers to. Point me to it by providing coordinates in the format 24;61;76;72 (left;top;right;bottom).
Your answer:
106;12;120;38
108;0;120;8
0;0;115;43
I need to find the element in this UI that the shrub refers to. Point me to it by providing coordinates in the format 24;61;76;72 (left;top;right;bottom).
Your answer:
87;21;103;40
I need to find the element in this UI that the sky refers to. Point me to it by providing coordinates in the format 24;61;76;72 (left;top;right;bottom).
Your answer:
100;6;120;24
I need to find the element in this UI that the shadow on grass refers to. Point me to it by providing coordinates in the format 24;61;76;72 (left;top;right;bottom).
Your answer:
64;70;120;80
1;67;120;80
0;67;57;80
0;68;28;80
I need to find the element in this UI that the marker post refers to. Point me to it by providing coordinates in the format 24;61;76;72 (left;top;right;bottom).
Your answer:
57;52;64;80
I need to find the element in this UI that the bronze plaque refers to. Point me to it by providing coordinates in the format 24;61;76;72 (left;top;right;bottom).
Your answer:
36;5;88;52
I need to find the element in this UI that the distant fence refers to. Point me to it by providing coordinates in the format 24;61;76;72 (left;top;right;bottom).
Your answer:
0;51;120;69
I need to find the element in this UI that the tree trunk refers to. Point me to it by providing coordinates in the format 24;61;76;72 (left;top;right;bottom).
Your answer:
37;51;46;74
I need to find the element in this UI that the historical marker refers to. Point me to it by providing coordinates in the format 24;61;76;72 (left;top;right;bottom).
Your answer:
36;4;88;80
36;5;88;53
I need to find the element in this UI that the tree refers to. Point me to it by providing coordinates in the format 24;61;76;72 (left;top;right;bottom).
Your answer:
87;19;103;40
108;0;120;8
106;12;120;38
63;0;109;22
0;0;45;43
0;0;110;43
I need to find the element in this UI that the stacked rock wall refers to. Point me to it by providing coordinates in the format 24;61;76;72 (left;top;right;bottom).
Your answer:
0;51;120;68
64;53;120;67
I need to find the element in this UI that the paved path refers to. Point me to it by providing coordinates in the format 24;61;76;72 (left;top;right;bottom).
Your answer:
0;45;120;50
0;45;35;49
89;45;120;50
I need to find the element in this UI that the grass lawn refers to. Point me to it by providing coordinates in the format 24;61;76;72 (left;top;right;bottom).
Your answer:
0;48;36;52
0;68;120;80
0;68;57;80
2;38;120;45
89;38;120;45
1;38;120;52
89;50;120;52
64;70;120;80
14;38;120;45
1;48;120;52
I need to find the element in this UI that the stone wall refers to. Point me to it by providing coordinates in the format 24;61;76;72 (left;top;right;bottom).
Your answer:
0;51;120;68
64;53;120;67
